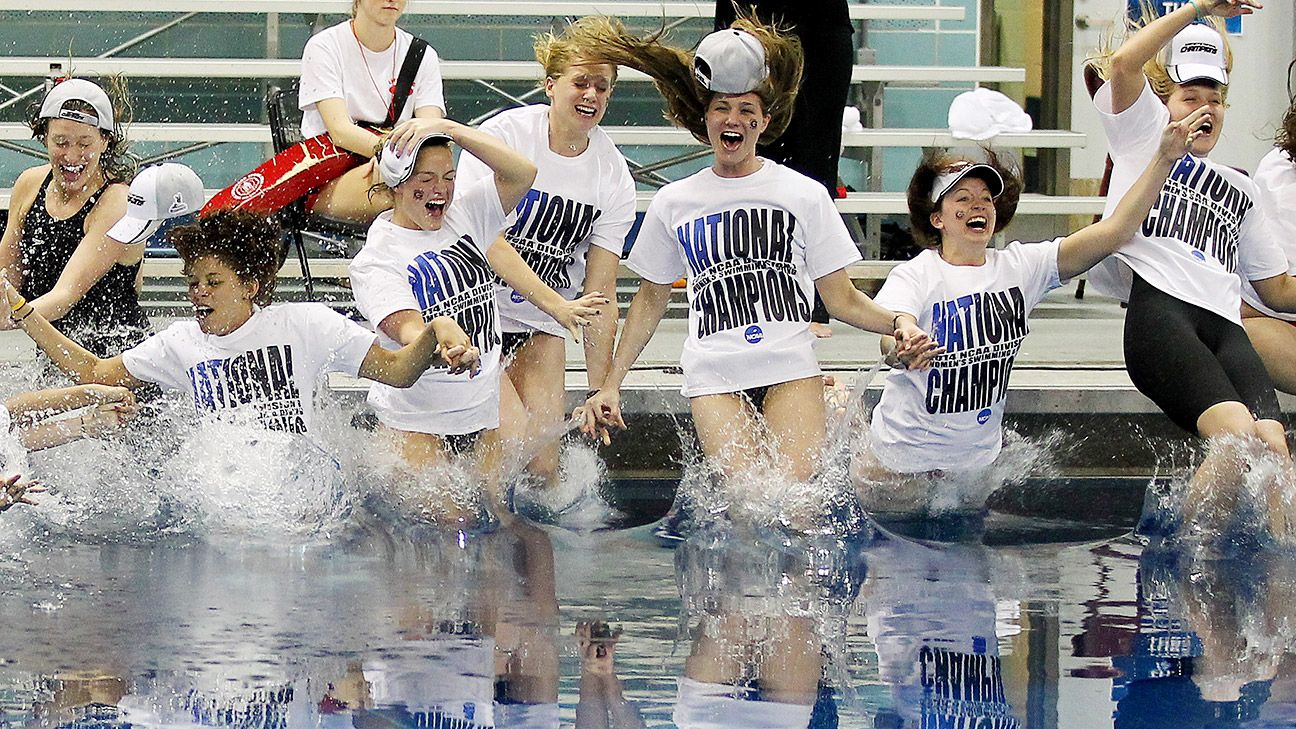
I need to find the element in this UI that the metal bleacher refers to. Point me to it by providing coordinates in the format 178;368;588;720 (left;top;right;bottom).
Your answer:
0;0;1103;310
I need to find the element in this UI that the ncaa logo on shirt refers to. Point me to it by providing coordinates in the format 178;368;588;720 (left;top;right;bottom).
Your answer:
976;408;992;425
1190;249;1207;262
744;325;763;344
510;290;525;304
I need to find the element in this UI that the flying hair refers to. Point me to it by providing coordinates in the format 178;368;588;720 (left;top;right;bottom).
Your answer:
906;148;1022;249
1085;1;1232;103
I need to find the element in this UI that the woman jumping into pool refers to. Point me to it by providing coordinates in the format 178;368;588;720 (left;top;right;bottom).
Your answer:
1090;1;1296;538
4;174;474;439
570;19;934;495
349;119;607;519
856;111;1210;515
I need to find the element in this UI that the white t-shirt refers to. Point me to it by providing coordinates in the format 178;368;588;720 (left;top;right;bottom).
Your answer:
350;178;508;435
626;160;861;396
458;105;636;337
871;241;1062;473
298;21;446;139
120;303;376;435
1088;80;1287;325
1241;147;1296;321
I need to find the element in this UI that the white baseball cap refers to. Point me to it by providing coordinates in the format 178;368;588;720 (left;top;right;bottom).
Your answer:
378;132;454;188
693;29;768;94
39;78;115;132
107;163;205;244
931;161;1005;203
1167;23;1228;86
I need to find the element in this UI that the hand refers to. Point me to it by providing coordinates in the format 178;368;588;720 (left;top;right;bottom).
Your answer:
894;322;944;370
386;118;459;158
429;316;481;377
0;274;22;330
1203;0;1261;18
1161;105;1212;159
577;388;625;442
576;620;622;675
81;399;137;437
0;473;45;512
553;291;609;344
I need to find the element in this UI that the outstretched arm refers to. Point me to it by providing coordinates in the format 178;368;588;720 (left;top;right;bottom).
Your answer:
578;280;672;440
487;238;608;343
1056;108;1207;279
358;315;479;386
2;278;139;387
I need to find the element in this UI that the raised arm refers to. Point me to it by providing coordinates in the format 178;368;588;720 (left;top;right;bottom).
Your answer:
1105;0;1256;114
486;238;607;343
1057;108;1207;279
2;278;140;387
387;118;538;213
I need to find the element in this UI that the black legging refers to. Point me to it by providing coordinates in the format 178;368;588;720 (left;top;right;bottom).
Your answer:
715;2;854;324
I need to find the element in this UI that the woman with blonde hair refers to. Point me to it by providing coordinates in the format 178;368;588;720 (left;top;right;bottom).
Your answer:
0;78;149;357
1089;0;1296;538
571;19;935;503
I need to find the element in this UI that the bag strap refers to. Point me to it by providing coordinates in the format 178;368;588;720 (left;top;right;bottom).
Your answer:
385;36;429;127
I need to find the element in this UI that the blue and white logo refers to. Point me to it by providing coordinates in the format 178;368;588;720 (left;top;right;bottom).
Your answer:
744;325;764;344
976;408;992;425
1191;249;1206;262
510;290;525;304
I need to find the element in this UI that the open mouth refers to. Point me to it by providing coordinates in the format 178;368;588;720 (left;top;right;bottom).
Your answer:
575;104;598;118
424;199;446;216
719;131;743;152
1198;121;1214;136
966;216;989;232
194;304;214;323
59;163;86;180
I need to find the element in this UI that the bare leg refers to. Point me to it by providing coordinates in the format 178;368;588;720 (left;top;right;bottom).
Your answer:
1243;312;1296;396
307;163;393;225
380;425;496;526
1187;402;1291;537
504;333;567;489
760;376;827;482
690;393;764;481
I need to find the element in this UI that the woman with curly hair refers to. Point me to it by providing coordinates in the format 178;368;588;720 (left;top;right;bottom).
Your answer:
1090;1;1296;537
0;78;150;357
1241;59;1296;395
572;19;934;491
855;116;1206;514
3;205;475;438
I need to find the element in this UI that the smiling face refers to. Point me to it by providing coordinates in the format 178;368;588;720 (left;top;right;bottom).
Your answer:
185;255;258;336
705;92;770;177
1167;81;1225;156
391;143;455;232
930;176;997;248
545;60;616;134
43;117;107;191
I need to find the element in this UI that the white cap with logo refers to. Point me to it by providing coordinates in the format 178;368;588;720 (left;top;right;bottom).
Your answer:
39;78;115;132
107;163;205;244
378;132;454;188
930;161;1005;204
1167;23;1228;86
692;29;768;94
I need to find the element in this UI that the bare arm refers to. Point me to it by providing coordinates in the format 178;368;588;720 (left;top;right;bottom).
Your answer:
0;168;46;292
1107;0;1260;114
387;118;538;213
582;247;621;390
357;315;478;385
25;184;138;323
2;280;139;387
1251;275;1296;314
816;269;898;335
316;97;386;157
487;238;607;343
4;384;132;419
1057;109;1206;279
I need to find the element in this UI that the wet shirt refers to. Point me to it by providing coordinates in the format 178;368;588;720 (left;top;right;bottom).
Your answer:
871;240;1062;472
1088;80;1287;324
298;21;446;138
626;161;861;396
120;303;375;434
19;172;150;357
456;104;636;337
349;178;508;435
1241;147;1296;322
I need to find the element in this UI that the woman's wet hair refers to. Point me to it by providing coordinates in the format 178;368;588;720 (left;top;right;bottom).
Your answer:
906;148;1023;249
534;17;620;85
558;13;802;145
170;210;283;307
26;76;135;183
1086;1;1232;103
1278;58;1296;159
